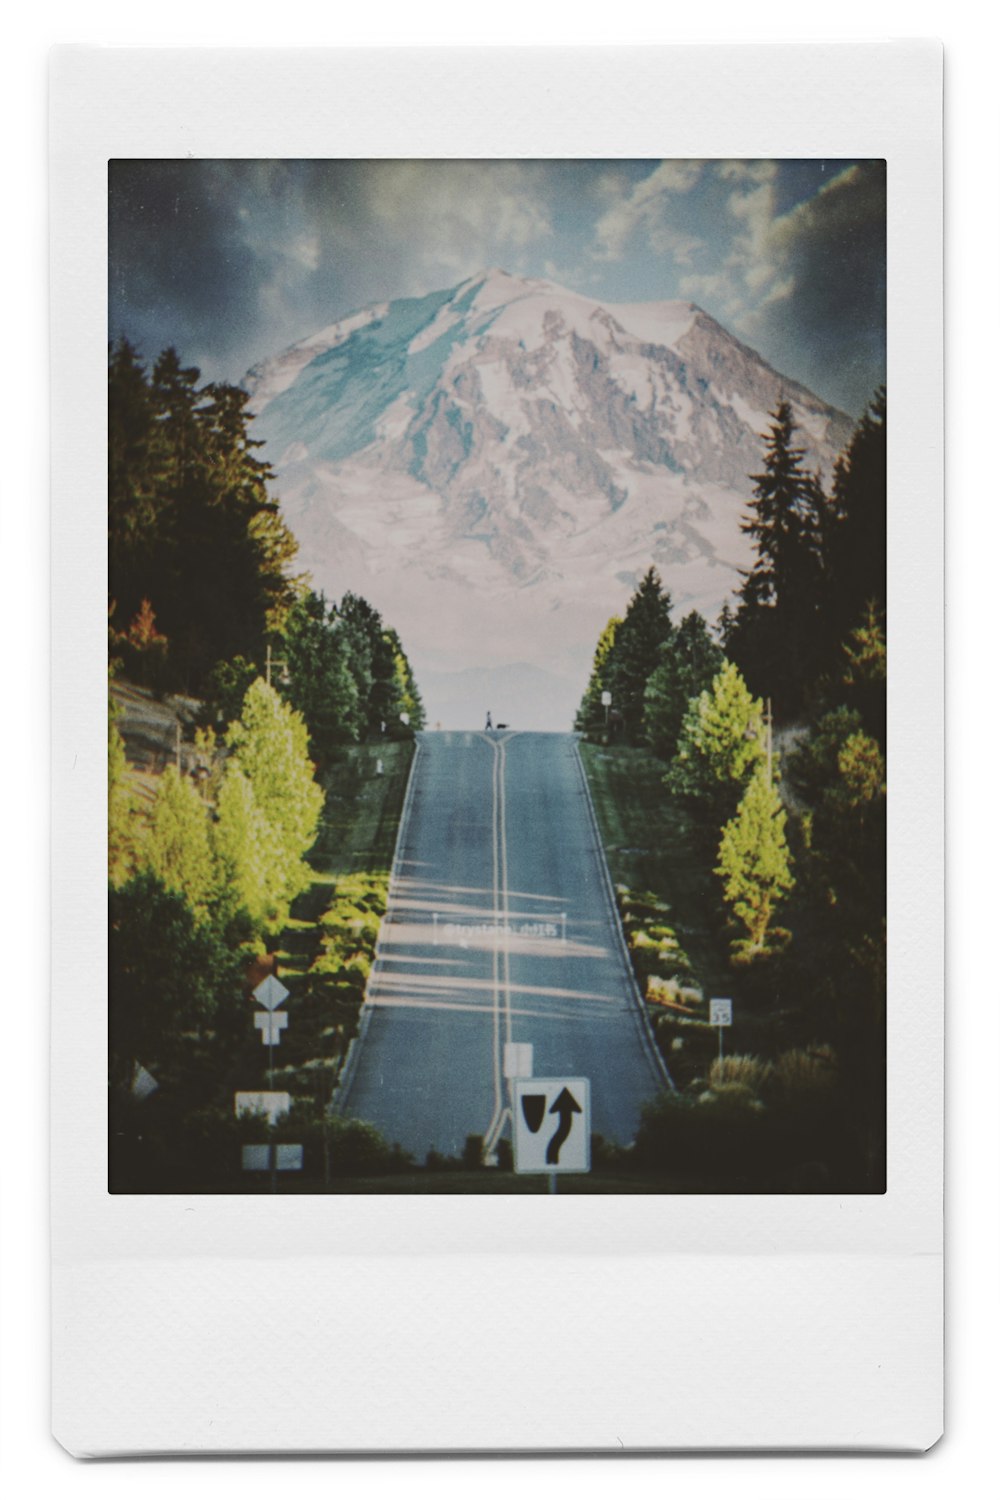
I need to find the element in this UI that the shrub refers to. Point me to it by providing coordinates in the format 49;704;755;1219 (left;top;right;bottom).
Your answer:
708;1053;773;1095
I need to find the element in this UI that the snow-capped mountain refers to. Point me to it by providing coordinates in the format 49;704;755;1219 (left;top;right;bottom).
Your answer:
243;269;854;730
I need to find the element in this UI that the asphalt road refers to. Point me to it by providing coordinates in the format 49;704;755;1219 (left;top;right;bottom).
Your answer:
337;731;667;1163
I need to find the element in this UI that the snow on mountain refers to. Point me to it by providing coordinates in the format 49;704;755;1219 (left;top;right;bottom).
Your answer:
243;269;854;730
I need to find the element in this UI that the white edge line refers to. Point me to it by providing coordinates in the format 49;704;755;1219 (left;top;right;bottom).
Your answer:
571;735;676;1094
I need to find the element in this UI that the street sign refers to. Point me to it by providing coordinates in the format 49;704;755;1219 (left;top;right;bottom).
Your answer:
130;1063;159;1101
601;690;612;706
513;1077;590;1173
504;1042;533;1079
709;998;733;1027
241;1143;304;1172
234;1091;291;1125
253;974;289;1011
254;1011;288;1045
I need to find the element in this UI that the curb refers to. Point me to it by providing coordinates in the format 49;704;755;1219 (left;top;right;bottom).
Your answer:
571;736;676;1094
329;736;423;1117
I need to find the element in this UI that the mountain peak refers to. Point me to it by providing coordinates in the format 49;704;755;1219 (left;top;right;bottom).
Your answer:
243;274;855;727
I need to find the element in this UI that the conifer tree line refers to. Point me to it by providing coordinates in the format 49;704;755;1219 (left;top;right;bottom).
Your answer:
108;339;425;757
576;394;886;1175
108;341;425;1111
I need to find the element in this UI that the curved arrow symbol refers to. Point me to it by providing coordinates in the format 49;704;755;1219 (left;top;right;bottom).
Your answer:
545;1087;582;1165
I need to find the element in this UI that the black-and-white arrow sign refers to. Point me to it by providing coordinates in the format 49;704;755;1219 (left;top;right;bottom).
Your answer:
512;1077;590;1173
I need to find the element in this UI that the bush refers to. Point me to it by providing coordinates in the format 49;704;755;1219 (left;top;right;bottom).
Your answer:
708;1053;773;1095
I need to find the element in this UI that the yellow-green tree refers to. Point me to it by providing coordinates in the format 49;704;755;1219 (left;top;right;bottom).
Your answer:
715;766;794;962
667;660;768;819
145;764;218;921
218;679;324;934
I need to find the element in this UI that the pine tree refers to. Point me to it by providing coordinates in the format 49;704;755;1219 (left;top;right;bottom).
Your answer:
826;389;886;647
605;567;674;742
575;616;622;735
840;601;887;747
729;402;825;713
715;766;794;962
643;610;723;761
667;660;768;820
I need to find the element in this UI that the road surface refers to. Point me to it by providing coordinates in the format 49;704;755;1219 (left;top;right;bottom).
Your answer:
337;731;668;1162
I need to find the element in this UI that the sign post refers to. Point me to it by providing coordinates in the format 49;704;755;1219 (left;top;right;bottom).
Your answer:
252;975;290;1090
709;997;733;1070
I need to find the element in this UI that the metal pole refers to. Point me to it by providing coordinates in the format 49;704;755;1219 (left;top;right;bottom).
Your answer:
265;643;272;688
175;721;182;772
718;1024;724;1072
766;697;773;782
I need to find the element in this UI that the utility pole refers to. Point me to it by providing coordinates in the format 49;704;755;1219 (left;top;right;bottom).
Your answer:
265;643;290;689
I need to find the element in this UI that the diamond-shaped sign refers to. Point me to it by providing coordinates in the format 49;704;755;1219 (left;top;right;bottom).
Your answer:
253;974;290;1011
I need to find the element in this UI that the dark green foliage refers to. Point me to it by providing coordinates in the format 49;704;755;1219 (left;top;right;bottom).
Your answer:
606;567;675;741
108;340;299;693
575;569;673;742
824;389;886;655
280;592;363;761
643;610;723;761
727;401;828;714
108;871;245;1093
633;1084;857;1189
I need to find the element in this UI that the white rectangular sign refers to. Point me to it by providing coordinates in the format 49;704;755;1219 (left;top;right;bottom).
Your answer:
503;1042;533;1079
512;1077;590;1174
234;1092;291;1126
709;998;733;1027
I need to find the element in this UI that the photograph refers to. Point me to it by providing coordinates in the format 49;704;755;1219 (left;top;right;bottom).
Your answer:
107;156;887;1195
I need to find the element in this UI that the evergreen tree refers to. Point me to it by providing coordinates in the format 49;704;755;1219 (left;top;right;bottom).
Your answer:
575;616;622;735
840;601;887;747
667;660;768;821
144;765;218;921
605;567;674;743
108;344;299;692
280;592;364;761
729;402;826;713
643;610;723;761
715;766;794;962
825;389;886;649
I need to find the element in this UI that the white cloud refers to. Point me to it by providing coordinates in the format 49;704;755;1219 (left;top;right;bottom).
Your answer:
592;159;704;262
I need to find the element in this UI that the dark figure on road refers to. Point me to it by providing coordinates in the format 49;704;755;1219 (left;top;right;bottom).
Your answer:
485;710;493;731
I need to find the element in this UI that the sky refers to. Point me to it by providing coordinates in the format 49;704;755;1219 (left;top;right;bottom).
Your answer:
109;157;885;418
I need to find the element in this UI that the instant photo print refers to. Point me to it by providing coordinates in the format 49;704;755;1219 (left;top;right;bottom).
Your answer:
51;42;942;1455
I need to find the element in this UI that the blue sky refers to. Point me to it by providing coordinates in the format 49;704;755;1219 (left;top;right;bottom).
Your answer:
109;158;885;417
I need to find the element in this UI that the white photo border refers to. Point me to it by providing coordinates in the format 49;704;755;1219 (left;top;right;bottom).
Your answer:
51;42;942;1454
